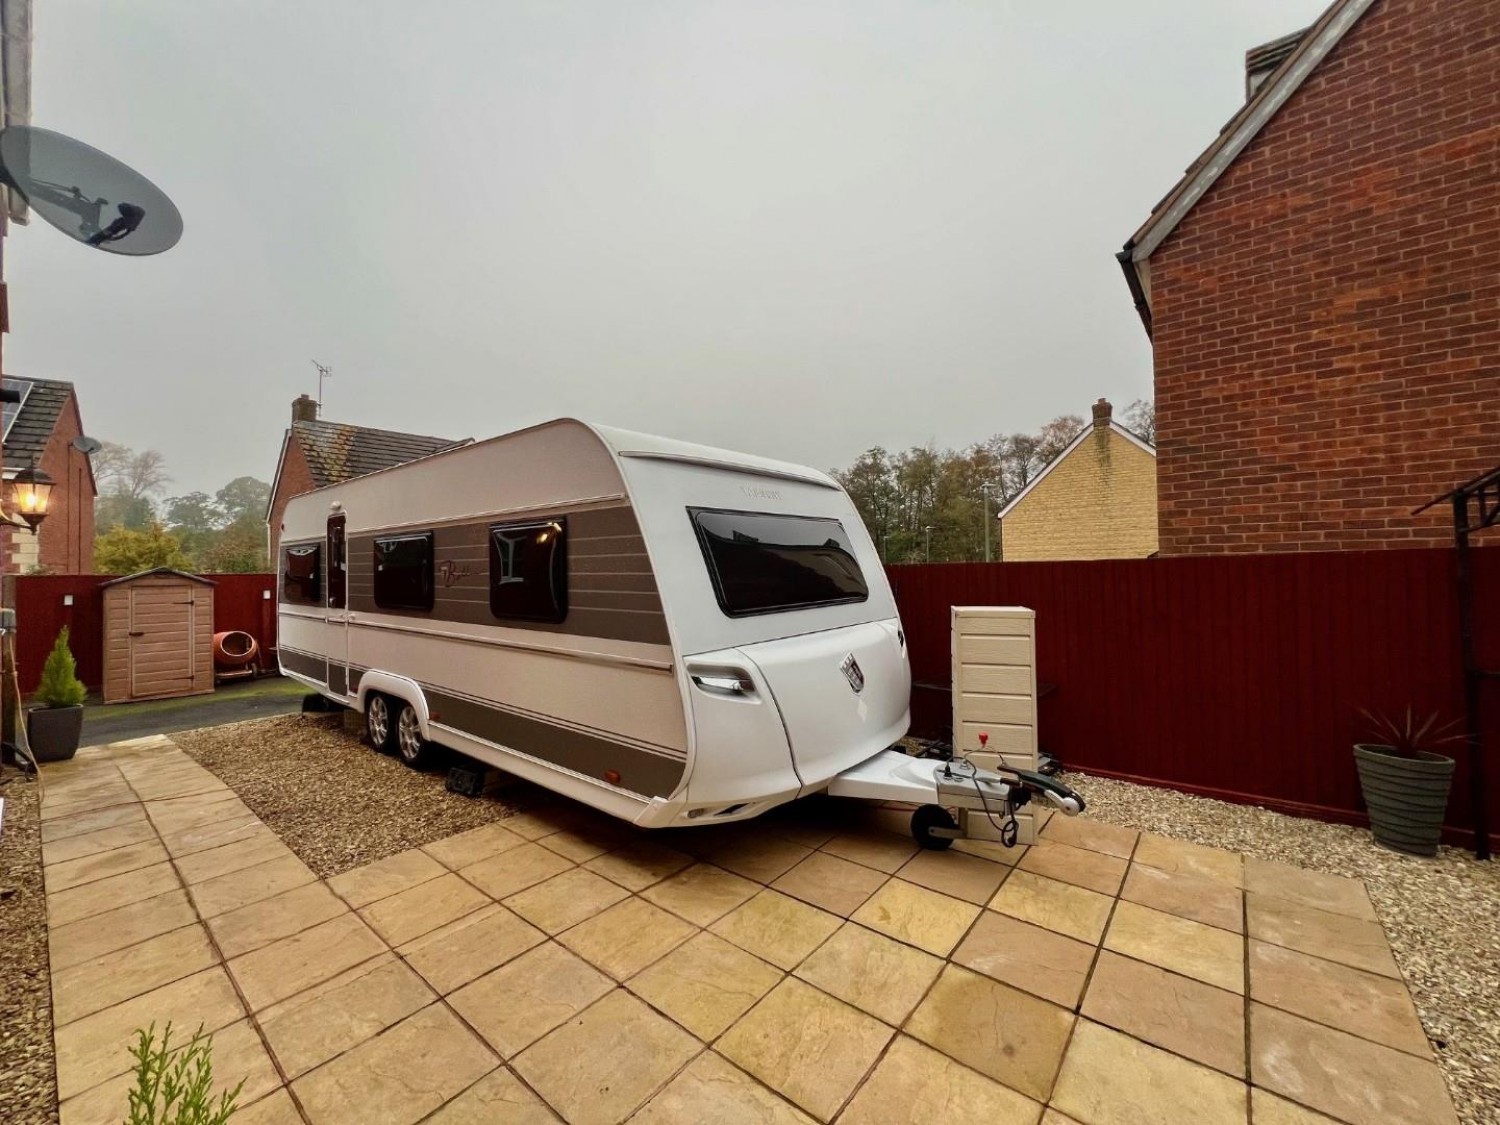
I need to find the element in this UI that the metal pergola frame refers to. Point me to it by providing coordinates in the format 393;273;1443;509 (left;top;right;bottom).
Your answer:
1415;465;1500;860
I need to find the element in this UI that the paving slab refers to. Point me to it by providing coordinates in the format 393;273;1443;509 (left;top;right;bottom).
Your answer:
37;740;1458;1125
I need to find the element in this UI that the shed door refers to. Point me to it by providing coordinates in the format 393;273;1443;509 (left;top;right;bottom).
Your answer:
128;584;198;699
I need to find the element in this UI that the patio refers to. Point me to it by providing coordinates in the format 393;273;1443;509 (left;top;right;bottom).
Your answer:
39;735;1457;1125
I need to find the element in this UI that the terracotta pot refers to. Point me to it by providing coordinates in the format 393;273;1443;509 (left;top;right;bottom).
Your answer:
27;705;84;763
1353;742;1455;857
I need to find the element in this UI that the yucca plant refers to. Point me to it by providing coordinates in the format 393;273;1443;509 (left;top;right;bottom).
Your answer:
1358;707;1465;760
125;1023;243;1125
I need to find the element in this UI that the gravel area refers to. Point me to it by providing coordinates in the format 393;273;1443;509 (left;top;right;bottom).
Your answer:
176;712;529;879
1068;771;1500;1125
0;763;58;1125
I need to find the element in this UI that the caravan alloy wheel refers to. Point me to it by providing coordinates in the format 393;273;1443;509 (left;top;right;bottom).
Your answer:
396;703;436;769
366;694;397;753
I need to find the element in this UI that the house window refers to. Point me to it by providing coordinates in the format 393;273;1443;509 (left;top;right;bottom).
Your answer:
489;518;567;622
689;508;868;617
282;544;322;604
373;532;435;611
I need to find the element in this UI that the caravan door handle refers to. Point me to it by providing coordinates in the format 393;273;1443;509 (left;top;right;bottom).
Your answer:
128;630;145;637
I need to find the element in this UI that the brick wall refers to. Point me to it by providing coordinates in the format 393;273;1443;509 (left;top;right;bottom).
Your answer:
1150;0;1500;555
268;434;315;565
3;393;96;575
36;394;95;573
1000;425;1158;561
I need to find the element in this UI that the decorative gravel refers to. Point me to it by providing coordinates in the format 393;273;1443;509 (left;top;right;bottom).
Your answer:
0;764;58;1125
1068;771;1500;1125
176;712;528;879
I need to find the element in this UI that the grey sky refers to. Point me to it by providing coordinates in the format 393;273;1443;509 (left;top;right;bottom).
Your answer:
9;0;1325;499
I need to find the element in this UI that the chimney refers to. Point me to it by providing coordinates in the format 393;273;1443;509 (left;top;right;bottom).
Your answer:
1092;398;1112;430
1245;28;1307;100
291;394;318;423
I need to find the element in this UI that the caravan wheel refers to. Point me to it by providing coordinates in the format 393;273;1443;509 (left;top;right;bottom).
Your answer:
365;694;398;754
396;703;437;770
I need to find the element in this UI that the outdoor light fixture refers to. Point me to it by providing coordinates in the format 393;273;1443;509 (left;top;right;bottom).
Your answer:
8;460;55;532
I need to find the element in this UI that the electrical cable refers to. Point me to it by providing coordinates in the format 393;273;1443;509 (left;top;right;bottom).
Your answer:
2;630;43;798
941;755;1019;847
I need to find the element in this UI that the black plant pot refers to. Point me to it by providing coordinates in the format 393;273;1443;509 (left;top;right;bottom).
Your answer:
1353;743;1455;857
27;705;84;763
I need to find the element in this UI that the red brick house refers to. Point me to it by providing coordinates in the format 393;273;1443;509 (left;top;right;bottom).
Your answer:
1118;0;1499;555
267;395;466;561
2;377;96;574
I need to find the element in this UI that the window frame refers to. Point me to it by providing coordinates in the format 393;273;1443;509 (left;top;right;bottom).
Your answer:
281;542;322;605
488;516;569;624
372;531;436;612
688;506;870;619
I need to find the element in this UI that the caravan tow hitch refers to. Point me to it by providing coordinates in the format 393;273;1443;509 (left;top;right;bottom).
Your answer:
913;743;1087;850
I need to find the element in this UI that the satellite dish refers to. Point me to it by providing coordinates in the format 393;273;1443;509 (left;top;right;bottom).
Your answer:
0;126;182;256
73;436;103;455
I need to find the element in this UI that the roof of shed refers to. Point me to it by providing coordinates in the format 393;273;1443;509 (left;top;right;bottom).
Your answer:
101;567;215;588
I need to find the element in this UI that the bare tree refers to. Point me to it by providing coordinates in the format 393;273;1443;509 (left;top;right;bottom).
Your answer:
95;442;170;500
1124;398;1156;444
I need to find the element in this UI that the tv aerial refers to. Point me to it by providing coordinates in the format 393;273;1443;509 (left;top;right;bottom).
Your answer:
0;126;182;256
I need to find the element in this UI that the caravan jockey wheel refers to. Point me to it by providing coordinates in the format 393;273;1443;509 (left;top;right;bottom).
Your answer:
911;804;958;850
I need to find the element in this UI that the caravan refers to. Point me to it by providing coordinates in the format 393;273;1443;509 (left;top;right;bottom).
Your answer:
277;419;1082;841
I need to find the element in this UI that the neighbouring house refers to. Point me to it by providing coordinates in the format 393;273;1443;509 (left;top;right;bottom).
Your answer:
1;377;97;574
1117;0;1500;555
996;399;1157;562
267;395;467;561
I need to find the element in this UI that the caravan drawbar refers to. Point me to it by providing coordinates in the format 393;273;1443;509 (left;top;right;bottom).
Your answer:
277;419;1083;844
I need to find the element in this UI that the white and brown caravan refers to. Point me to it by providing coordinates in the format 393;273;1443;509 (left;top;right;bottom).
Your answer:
278;419;1084;842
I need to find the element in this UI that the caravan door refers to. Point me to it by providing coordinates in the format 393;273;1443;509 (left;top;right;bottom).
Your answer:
325;514;351;697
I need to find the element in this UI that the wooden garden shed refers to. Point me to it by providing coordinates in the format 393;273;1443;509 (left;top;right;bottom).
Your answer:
102;569;215;703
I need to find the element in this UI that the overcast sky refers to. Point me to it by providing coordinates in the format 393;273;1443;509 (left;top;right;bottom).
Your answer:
8;0;1326;499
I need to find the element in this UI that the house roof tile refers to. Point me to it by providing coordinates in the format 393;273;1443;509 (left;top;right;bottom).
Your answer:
3;376;75;468
290;419;465;487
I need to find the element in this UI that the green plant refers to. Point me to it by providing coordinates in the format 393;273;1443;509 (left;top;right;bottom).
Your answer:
125;1023;243;1125
35;627;87;709
1358;707;1466;759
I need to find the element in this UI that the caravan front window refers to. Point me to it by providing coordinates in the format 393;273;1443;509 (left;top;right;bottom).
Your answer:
373;532;435;611
489;518;568;622
282;544;322;604
689;508;868;617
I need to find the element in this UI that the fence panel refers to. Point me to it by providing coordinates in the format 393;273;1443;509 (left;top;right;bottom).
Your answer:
13;573;278;695
887;547;1498;846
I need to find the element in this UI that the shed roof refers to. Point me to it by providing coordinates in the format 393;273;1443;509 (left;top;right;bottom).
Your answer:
290;419;468;488
100;567;216;588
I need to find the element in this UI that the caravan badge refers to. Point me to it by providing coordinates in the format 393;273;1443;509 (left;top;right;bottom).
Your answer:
840;653;865;694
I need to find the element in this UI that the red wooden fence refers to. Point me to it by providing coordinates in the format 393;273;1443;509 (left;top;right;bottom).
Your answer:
887;547;1499;848
13;573;278;696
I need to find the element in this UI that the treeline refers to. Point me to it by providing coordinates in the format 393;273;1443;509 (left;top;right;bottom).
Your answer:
833;400;1153;564
90;443;270;575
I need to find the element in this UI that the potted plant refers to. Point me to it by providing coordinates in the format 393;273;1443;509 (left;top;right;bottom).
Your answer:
28;626;88;762
1354;708;1464;857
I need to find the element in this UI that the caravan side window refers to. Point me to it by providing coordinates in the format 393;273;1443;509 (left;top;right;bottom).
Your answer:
689;508;869;617
373;532;435;611
489;518;567;622
282;544;322;604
